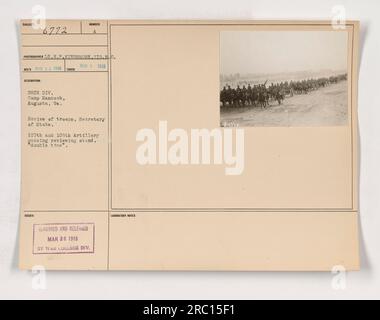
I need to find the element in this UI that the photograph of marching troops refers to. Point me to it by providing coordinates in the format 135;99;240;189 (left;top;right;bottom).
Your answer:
220;30;349;127
220;74;348;109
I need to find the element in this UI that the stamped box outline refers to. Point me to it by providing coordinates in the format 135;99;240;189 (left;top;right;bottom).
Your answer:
32;222;95;255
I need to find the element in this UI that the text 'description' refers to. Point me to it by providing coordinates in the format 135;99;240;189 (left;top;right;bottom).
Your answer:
33;223;95;255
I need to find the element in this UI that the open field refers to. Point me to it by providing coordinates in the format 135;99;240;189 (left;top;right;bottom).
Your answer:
220;80;348;127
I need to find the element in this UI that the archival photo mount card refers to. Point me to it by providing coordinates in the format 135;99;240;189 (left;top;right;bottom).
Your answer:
19;20;360;271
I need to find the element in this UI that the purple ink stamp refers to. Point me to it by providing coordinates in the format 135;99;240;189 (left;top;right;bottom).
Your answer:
33;223;95;255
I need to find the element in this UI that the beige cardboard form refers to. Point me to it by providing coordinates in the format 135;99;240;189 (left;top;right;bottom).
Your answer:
19;20;360;271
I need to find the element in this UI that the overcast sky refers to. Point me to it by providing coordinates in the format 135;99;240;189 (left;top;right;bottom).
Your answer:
220;31;348;75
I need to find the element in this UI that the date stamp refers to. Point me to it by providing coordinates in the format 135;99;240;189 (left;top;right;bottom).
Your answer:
33;223;95;255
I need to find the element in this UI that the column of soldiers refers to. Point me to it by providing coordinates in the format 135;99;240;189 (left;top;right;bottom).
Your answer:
220;73;347;109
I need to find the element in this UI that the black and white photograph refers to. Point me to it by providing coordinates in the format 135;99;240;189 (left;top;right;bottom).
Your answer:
220;31;349;127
